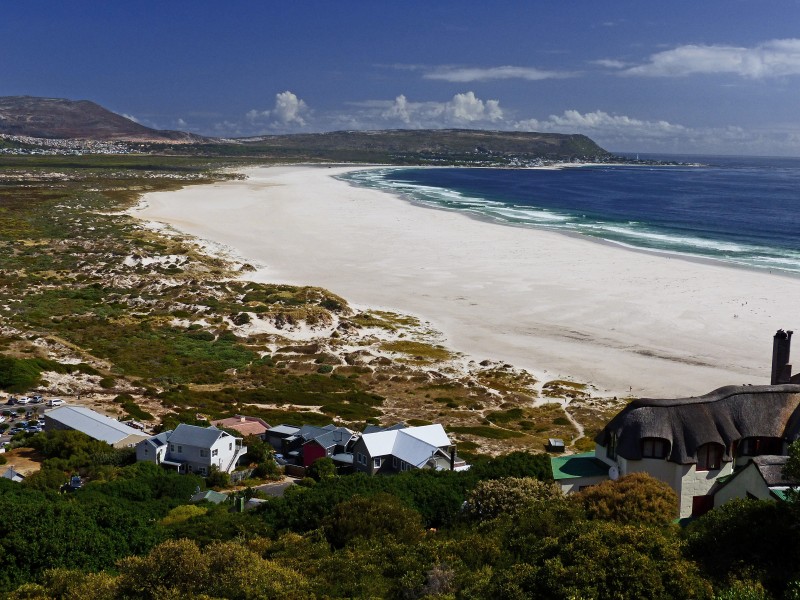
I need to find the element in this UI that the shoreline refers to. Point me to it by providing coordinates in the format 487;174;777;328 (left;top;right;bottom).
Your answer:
340;165;800;282
135;164;800;398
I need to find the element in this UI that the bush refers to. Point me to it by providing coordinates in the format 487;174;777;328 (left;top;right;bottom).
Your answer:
575;472;679;526
205;466;230;489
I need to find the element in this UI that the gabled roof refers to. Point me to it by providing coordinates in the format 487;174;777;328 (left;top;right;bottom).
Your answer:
304;427;356;450
360;424;453;468
45;406;146;445
596;385;800;464
297;424;336;441
167;424;234;448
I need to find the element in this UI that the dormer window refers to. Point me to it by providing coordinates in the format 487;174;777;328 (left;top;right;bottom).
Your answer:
696;443;724;471
739;437;783;457
641;438;669;459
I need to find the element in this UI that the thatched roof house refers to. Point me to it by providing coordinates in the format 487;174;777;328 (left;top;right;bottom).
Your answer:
596;384;800;466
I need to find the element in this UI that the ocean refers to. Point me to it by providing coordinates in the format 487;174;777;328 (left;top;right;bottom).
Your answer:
339;155;800;275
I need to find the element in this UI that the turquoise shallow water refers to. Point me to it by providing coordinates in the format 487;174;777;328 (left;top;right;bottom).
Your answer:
339;155;800;275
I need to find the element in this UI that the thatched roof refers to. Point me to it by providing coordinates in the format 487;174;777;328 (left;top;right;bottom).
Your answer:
595;385;800;465
752;455;794;487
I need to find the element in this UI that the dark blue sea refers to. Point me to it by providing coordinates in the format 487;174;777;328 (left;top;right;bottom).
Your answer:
339;154;800;275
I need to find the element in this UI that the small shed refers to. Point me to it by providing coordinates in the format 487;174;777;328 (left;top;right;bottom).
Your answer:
547;438;566;453
551;452;611;493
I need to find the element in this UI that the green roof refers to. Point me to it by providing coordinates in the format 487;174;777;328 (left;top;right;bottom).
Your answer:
551;452;610;481
190;490;229;504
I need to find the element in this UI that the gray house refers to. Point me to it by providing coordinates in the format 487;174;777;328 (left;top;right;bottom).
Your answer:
351;424;468;475
136;424;247;475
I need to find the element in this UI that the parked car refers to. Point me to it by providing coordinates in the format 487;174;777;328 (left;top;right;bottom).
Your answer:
30;395;43;404
16;397;31;405
5;397;17;406
47;398;65;407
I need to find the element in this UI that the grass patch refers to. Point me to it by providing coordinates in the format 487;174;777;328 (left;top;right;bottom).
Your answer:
380;340;452;363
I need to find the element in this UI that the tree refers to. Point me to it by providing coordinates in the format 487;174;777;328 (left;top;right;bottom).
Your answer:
490;521;712;599
307;457;336;481
322;493;425;549
575;472;679;526
464;476;562;521
684;499;800;596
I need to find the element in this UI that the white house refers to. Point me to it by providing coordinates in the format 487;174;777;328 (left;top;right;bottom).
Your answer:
136;424;247;475
351;424;468;475
582;384;800;518
713;455;794;507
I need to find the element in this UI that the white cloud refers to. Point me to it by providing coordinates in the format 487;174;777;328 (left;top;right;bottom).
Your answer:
447;91;503;122
121;113;140;124
514;108;800;155
516;110;687;139
624;38;800;78
372;92;503;128
246;90;310;129
592;59;629;69
381;94;412;124
424;65;573;82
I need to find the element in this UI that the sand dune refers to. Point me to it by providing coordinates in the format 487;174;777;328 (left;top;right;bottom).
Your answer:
137;165;800;398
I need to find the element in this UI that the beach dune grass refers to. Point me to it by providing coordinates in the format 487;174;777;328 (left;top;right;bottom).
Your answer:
379;340;453;363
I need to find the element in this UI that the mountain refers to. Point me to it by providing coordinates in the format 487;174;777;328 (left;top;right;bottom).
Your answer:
230;129;609;163
0;96;204;143
0;95;610;163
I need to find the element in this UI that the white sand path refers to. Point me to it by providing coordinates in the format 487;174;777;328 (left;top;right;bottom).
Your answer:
136;165;800;398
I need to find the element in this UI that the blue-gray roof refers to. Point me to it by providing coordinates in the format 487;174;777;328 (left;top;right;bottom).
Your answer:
168;424;233;447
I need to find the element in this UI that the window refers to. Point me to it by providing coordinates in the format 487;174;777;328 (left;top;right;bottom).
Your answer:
696;443;724;471
199;467;207;476
177;445;183;453
641;438;669;459
739;437;783;457
393;456;399;468
169;444;174;452
229;443;233;451
374;457;382;468
357;453;366;465
212;449;218;457
607;433;618;460
200;449;208;458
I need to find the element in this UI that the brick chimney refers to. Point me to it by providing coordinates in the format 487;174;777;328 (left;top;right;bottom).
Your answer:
771;329;793;384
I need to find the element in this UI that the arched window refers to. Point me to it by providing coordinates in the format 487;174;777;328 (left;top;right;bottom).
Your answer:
696;443;724;471
641;438;669;459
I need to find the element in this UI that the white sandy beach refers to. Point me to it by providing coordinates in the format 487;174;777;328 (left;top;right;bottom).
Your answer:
137;165;800;398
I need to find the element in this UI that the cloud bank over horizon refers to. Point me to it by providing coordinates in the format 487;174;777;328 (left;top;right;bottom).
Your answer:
621;38;800;78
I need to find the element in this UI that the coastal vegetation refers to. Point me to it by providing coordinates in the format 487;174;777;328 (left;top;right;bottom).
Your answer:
1;153;723;598
0;154;619;455
3;436;799;598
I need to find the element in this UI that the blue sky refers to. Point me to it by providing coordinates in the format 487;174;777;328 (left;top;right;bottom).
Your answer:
4;1;800;155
